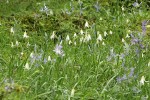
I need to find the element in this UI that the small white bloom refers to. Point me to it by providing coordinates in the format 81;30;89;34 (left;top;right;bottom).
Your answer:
69;40;72;45
71;88;75;97
23;31;29;38
48;56;52;61
121;6;125;11
85;21;89;28
122;38;125;43
109;30;113;35
10;27;14;34
15;40;19;47
49;9;53;15
140;76;145;85
30;52;34;58
126;34;130;38
11;42;14;48
104;31;108;37
127;30;131;33
126;19;129;23
73;33;77;38
148;61;150;67
74;41;76;46
66;35;70;41
97;33;103;41
99;17;102;20
21;52;24;56
84;34;91;42
24;62;30;70
50;31;56;40
80;29;84;35
102;41;106;46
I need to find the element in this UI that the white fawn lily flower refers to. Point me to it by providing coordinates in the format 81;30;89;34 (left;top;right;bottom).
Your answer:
73;33;77;38
69;40;72;45
85;21;89;28
71;88;75;97
102;41;106;46
80;29;84;35
48;56;52;61
11;42;14;48
23;31;29;38
84;34;91;42
104;31;108;37
66;35;70;41
97;32;103;41
126;34;130;38
74;41;76;46
109;30;113;35
140;76;145;85
24;62;30;70
50;31;57;40
10;27;14;34
15;40;19;47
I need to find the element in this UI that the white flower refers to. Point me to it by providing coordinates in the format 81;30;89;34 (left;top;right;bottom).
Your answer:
148;61;150;67
21;52;24;56
109;30;113;35
104;31;108;37
15;40;19;47
84;34;91;42
85;21;89;28
30;52;34;58
121;6;125;11
126;34;130;38
71;88;75;97
126;19;129;23
97;33;103;41
122;38;125;43
24;62;30;70
50;31;56;40
80;29;84;35
74;41;76;46
140;76;145;85
10;27;14;34
102;42;106;46
48;56;52;61
73;33;77;38
69;40;72;45
11;42;14;48
66;35;70;41
23;31;29;38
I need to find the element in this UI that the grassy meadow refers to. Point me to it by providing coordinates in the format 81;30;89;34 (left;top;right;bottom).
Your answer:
0;0;150;99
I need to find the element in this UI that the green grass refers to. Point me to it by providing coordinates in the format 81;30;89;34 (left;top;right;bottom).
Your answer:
0;0;150;99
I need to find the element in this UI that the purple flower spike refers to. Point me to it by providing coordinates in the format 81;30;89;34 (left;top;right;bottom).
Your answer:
142;20;147;35
129;68;135;77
